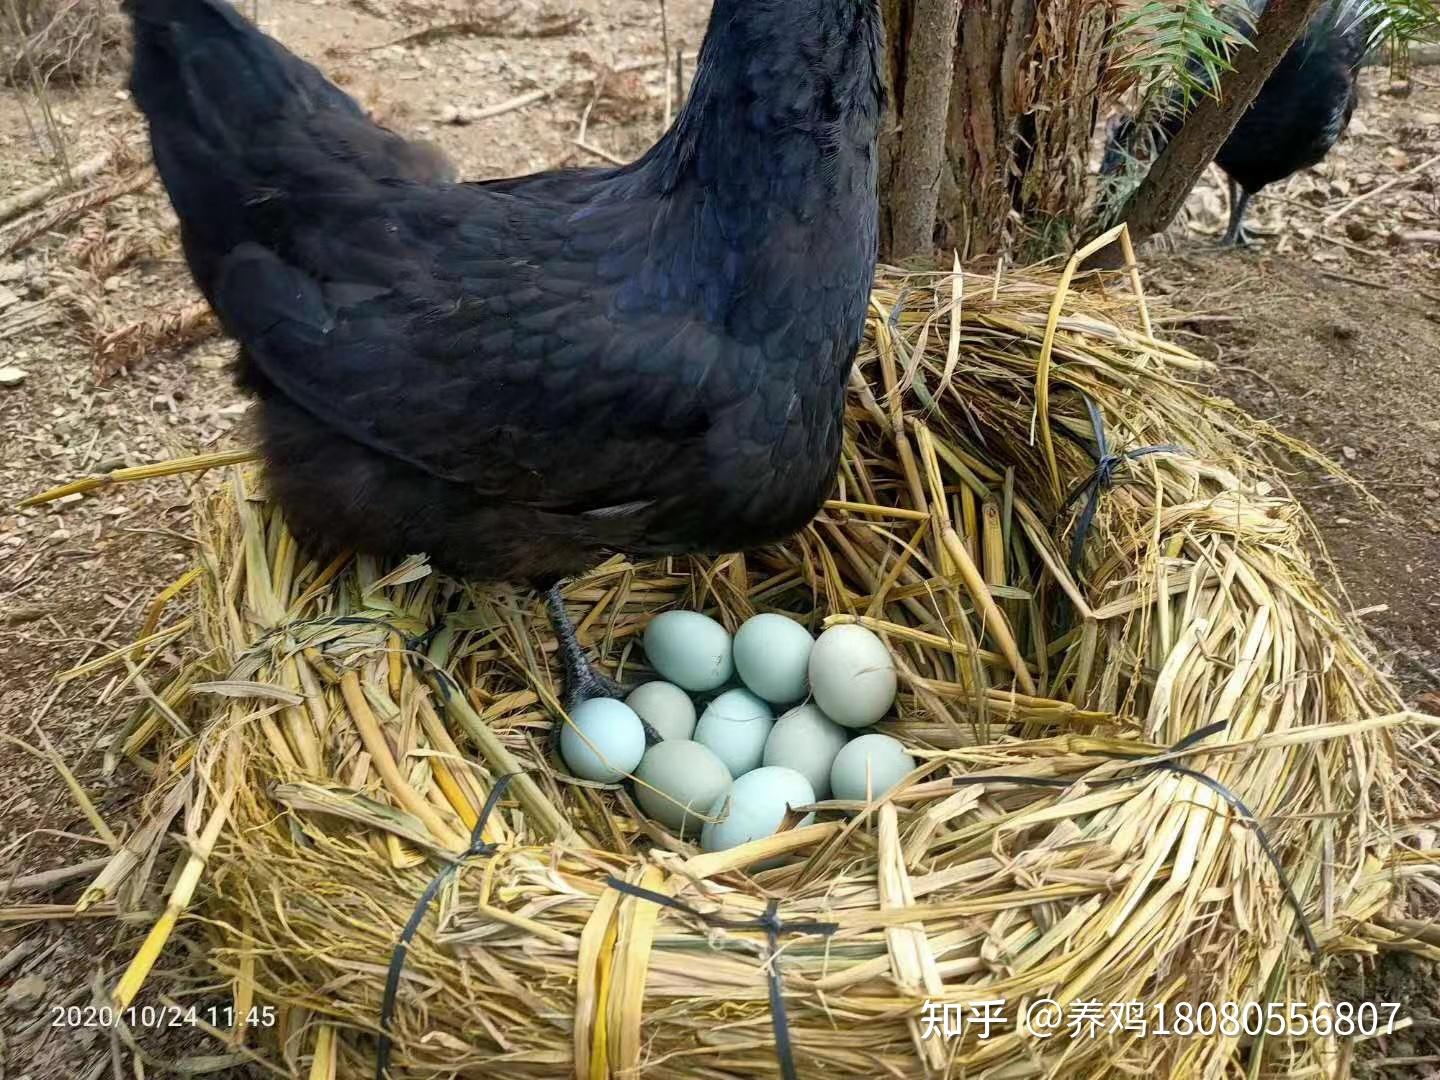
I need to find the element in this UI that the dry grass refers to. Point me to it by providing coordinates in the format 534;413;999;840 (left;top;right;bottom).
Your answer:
44;237;1436;1078
0;133;215;368
1;0;123;88
92;298;218;377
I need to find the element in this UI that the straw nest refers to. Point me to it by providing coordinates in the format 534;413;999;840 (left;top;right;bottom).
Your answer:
86;242;1418;1079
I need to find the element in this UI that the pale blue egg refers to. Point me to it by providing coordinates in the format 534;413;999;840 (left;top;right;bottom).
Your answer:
558;698;646;783
830;733;915;801
625;681;697;741
763;704;850;798
733;613;814;704
808;624;897;727
643;610;734;692
634;740;732;834
694;688;774;776
700;766;816;853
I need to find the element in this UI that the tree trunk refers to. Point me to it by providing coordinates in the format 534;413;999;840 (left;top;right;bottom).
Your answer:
888;0;961;259
1010;1;1110;257
940;0;1037;258
1086;0;1328;269
879;0;1109;262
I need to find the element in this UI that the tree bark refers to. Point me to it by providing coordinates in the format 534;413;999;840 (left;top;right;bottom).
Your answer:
940;0;1037;258
1011;0;1110;257
888;0;961;258
1086;0;1328;270
880;0;1108;262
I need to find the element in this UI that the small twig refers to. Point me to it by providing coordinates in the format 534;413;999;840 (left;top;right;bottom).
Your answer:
1317;269;1440;305
470;88;552;123
0;729;118;849
1314;231;1382;258
1263;192;1331;215
445;52;698;133
573;77;626;164
0;148;114;225
1316;269;1390;290
577;75;603;145
1;167;156;259
0;902;119;921
1322;151;1440;227
366;12;582;50
659;0;673;130
1227;363;1288;401
1152;313;1243;324
0;936;40;979
0;299;62;342
573;139;626;166
1;857;113;898
21;447;258;508
1394;229;1440;246
368;15;508;49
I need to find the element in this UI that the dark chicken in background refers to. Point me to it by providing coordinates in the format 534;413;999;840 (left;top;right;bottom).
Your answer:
1103;0;1375;246
125;0;885;722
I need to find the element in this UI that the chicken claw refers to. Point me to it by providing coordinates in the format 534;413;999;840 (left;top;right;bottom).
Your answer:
542;582;661;747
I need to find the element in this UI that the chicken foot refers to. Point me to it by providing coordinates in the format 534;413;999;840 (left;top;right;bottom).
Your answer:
542;581;661;746
1221;178;1254;248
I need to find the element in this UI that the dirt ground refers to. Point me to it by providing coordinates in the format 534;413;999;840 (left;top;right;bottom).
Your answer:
1;1;1437;1076
1148;78;1440;703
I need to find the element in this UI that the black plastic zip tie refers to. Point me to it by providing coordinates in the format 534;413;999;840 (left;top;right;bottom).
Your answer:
376;772;516;1080
603;875;838;1080
1057;391;1185;574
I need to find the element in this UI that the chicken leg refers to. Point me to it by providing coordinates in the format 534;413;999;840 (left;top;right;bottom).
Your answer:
541;581;660;745
1221;178;1254;247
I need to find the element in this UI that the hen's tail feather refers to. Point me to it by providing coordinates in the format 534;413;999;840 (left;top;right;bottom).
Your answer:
126;0;453;294
127;0;360;156
1311;0;1384;66
126;0;362;284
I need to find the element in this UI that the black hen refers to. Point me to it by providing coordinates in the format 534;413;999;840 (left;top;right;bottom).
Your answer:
126;0;885;714
1103;0;1373;245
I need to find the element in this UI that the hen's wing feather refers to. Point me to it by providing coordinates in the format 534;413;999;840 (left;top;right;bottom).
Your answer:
136;0;831;524
215;183;762;514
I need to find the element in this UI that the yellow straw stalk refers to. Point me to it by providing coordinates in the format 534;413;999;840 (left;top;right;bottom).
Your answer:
65;247;1427;1078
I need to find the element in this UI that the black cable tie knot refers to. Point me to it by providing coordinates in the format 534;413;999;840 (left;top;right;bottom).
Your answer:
464;837;499;860
403;619;448;656
759;898;785;937
1056;390;1187;574
376;772;517;1080
603;875;837;1080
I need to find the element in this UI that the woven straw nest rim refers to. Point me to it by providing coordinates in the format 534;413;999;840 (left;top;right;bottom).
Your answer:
60;232;1425;1079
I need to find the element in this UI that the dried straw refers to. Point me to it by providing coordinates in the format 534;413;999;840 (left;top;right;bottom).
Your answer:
93;298;218;377
0;154;151;255
81;244;1421;1078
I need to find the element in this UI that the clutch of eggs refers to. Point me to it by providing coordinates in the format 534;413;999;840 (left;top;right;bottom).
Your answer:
559;611;908;854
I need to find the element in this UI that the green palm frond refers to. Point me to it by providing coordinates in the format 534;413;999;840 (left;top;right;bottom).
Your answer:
1110;0;1256;115
1094;0;1256;226
1364;0;1440;47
